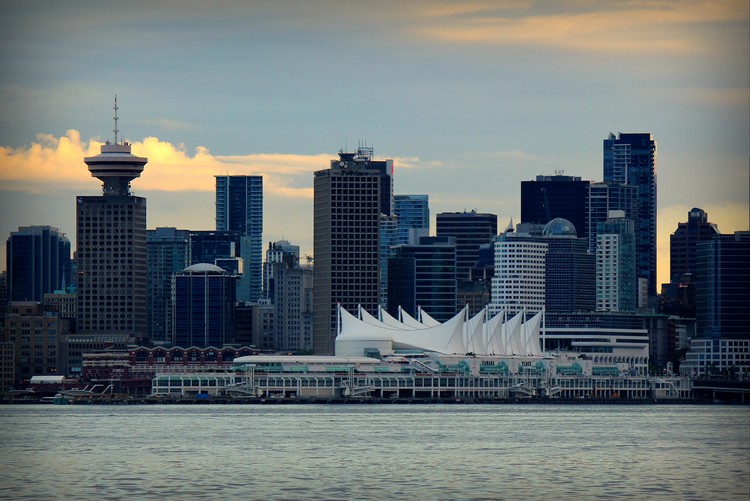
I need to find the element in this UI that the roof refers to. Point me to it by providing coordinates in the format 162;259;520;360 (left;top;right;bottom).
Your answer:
182;263;226;274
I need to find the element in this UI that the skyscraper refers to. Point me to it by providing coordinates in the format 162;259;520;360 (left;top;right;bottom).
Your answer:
313;147;393;354
394;194;430;245
6;225;71;302
172;263;237;348
76;103;148;337
695;231;750;339
603;132;657;297
436;211;497;281
146;227;191;344
387;236;457;322
587;181;638;253
670;208;720;281
521;174;589;241
596;212;637;312
215;175;263;302
490;229;548;316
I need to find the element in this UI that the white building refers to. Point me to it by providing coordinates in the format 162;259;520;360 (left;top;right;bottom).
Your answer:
490;233;547;315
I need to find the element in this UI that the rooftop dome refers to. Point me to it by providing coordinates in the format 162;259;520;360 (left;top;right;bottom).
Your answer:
182;263;226;274
543;218;577;237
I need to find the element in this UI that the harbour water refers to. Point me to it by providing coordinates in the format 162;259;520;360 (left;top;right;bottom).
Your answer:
1;404;748;500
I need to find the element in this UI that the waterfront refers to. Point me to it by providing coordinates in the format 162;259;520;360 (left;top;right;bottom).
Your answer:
0;405;748;500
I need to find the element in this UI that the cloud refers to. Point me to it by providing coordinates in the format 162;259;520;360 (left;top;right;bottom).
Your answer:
414;0;748;54
0;130;338;199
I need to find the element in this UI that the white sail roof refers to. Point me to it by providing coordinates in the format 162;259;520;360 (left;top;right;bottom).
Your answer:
418;308;442;327
399;307;429;329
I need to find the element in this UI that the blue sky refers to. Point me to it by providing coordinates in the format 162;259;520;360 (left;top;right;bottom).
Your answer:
1;0;748;286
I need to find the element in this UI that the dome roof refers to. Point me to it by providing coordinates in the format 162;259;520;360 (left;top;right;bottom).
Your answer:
183;263;226;274
543;218;577;237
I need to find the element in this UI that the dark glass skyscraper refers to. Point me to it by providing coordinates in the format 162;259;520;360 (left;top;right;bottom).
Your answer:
313;147;393;354
670;208;720;281
394;194;430;245
587;181;638;253
436;211;497;281
603;132;657;297
695;232;750;339
387;236;457;322
6;225;71;302
173;263;237;348
521;175;589;241
146;227;191;344
215;175;263;302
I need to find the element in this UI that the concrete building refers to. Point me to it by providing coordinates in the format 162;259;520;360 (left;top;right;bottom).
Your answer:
6;225;71;303
215;175;263;302
76;110;148;338
313;147;393;354
490;229;548;316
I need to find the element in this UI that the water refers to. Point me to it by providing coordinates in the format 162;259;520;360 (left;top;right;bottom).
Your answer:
0;404;748;500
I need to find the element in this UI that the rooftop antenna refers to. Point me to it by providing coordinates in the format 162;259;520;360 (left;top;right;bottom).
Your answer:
113;95;119;144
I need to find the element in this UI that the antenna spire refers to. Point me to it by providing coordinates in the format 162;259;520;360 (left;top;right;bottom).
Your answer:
113;95;119;144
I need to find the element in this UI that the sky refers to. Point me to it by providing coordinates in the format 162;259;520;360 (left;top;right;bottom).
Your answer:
0;0;748;288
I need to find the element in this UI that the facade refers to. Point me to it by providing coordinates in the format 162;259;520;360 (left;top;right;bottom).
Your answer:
490;230;548;315
3;302;69;383
313;148;393;354
541;219;596;313
379;214;399;307
77;138;148;338
695;231;750;340
436;211;497;281
387;236;457;322
215;175;263;302
6;226;71;303
172;264;237;348
189;230;242;268
263;240;299;300
596;212;636;312
587;181;638;253
521;175;589;242
603;132;657;298
394;194;430;245
147;227;191;344
670;208;720;281
264;240;313;352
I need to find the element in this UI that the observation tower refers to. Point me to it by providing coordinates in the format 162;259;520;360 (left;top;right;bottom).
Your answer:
84;96;147;196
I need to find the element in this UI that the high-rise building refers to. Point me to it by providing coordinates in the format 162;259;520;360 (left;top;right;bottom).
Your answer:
490;230;548;316
596;211;637;312
189;231;241;267
695;231;750;339
313;147;393;354
215;175;263;302
670;208;720;281
146;227;191;344
521;175;589;241
387;236;457;322
172;263;237;348
6;226;71;302
541;219;595;314
379;214;399;307
603;132;657;297
394;194;430;245
76;106;148;338
263;240;300;300
436;211;497;281
587;182;638;253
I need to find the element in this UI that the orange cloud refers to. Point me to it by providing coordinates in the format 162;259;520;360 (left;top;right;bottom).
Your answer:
415;0;748;54
0;131;335;198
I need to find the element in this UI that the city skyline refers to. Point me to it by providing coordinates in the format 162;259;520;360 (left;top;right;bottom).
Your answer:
1;1;748;289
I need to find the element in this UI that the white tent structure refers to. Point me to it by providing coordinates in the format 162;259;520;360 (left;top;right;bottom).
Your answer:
335;305;545;358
